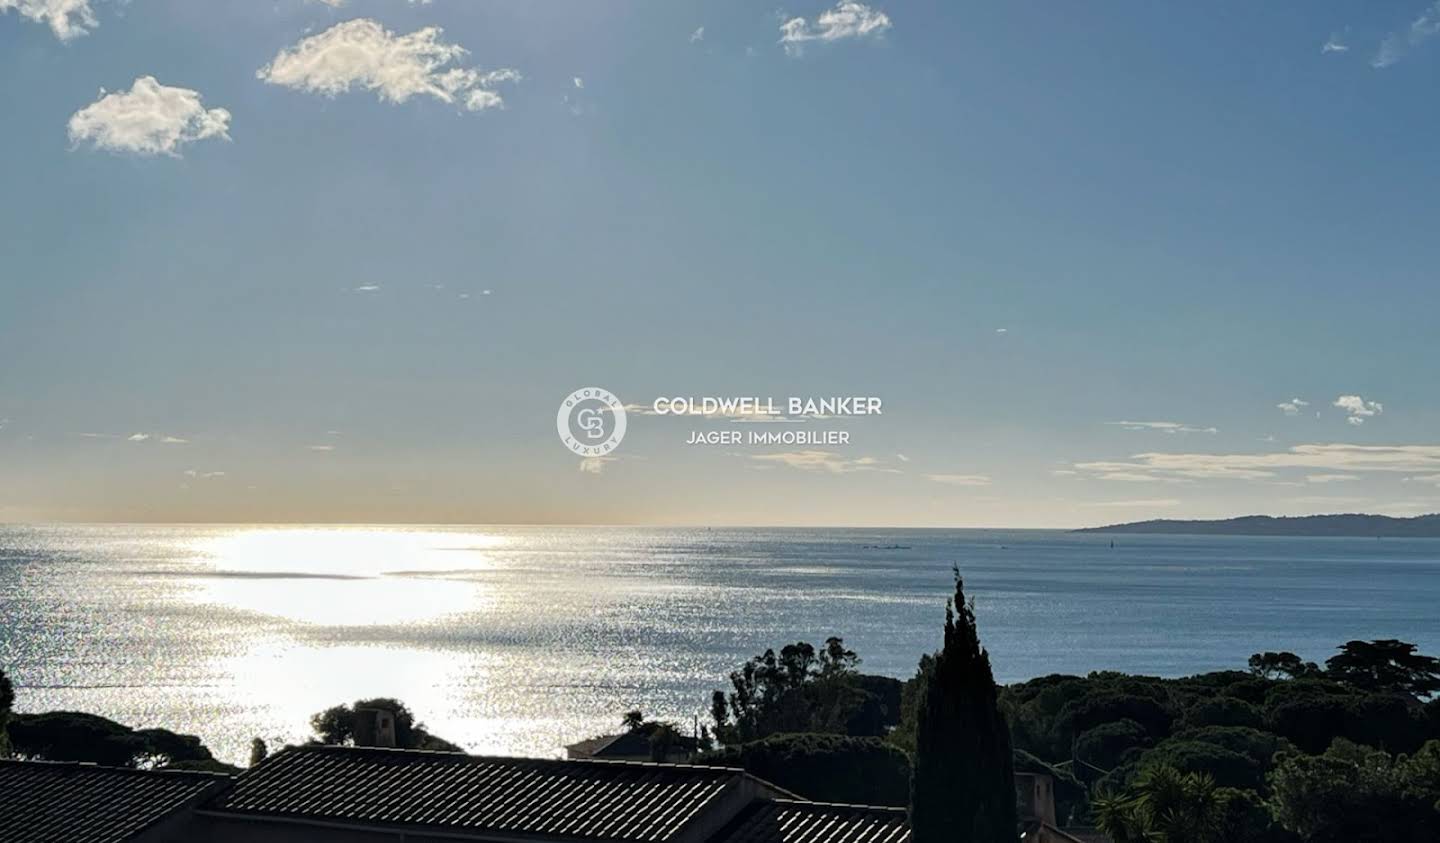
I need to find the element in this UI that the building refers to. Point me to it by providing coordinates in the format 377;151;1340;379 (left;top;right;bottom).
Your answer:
1;746;1102;843
565;730;700;763
0;759;228;843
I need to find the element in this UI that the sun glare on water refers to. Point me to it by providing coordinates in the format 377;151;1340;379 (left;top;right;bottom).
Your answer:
182;527;508;626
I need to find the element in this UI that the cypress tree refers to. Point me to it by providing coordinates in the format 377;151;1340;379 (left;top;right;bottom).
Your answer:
909;570;1018;843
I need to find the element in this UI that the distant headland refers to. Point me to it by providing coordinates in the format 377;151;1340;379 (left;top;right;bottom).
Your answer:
1076;513;1440;537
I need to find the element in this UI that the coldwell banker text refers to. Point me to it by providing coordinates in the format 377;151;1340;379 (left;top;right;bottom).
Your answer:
651;396;882;446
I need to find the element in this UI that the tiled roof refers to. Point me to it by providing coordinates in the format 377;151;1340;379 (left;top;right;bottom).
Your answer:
208;745;756;841
712;800;911;843
0;759;226;843
567;731;699;759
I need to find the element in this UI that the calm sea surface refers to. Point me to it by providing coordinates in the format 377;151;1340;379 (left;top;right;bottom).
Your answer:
2;525;1437;764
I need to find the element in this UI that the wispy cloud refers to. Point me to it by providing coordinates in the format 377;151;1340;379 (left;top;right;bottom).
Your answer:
578;456;616;474
750;451;897;474
690;26;705;43
1087;499;1182;509
1276;398;1310;416
353;284;381;293
69;77;231;157
1334;394;1382;425
925;473;991;487
1075;443;1440;483
1322;33;1349;54
779;1;892;56
183;469;227;479
1306;473;1359;484
1106;421;1218;435
1373;1;1440;68
257;19;521;112
308;444;336;452
0;0;98;41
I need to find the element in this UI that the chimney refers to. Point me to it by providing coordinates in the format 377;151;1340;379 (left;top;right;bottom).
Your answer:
354;708;397;748
1014;773;1057;826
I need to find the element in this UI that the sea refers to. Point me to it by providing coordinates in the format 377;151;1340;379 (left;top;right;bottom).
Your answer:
2;524;1437;765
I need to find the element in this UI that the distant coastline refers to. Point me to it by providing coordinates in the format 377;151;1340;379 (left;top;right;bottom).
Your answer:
1076;513;1440;537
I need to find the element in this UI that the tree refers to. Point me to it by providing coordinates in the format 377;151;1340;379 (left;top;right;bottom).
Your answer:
1268;739;1440;842
309;698;461;751
0;667;13;757
710;637;887;745
1247;652;1319;681
909;571;1017;843
1094;765;1226;843
621;710;646;732
698;733;911;806
6;711;215;769
1325;640;1440;696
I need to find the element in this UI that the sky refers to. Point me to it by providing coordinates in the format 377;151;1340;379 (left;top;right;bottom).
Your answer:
3;0;1440;528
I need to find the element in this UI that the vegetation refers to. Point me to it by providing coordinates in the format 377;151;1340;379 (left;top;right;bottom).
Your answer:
909;571;1017;843
5;710;238;772
709;637;901;744
697;733;910;806
0;667;12;757
308;697;461;752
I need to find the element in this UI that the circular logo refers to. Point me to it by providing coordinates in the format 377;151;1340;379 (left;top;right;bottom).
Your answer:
557;387;627;456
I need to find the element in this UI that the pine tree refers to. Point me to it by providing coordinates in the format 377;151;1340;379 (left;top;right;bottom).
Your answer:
910;570;1018;843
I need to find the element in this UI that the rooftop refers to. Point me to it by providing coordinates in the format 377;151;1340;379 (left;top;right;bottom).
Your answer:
206;744;783;841
712;800;911;843
0;759;225;843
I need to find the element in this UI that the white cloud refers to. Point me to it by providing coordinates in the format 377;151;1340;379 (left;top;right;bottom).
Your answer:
690;26;705;43
572;76;584;89
1374;1;1440;68
257;19;520;112
1334;394;1382;424
896;453;910;463
779;1;892;55
1087;499;1183;509
127;433;150;442
0;0;97;41
1276;398;1309;416
1306;473;1359;484
1075;442;1440;483
184;469;227;479
68;77;231;157
578;456;616;474
353;284;381;292
311;0;432;6
309;444;336;452
1106;421;1218;435
925;473;991;487
995;328;1008;334
1322;33;1348;53
750;451;896;474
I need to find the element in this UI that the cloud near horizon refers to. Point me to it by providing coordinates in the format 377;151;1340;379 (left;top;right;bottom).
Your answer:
68;77;231;157
257;19;521;112
1106;421;1218;435
1075;443;1440;483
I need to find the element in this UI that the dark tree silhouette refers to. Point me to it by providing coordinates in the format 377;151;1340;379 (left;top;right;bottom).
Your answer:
909;571;1017;843
1325;640;1440;696
1247;651;1319;680
0;667;13;756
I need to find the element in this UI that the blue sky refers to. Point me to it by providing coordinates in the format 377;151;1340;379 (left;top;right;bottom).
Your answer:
3;0;1440;526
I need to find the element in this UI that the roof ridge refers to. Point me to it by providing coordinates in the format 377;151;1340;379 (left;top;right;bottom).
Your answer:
0;758;231;779
766;799;907;813
281;744;747;774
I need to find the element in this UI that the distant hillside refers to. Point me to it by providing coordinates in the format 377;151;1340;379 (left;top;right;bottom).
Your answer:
1076;513;1440;537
